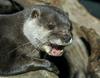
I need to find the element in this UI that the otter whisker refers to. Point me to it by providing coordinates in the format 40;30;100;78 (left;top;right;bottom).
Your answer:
8;42;31;54
35;38;48;58
35;38;44;47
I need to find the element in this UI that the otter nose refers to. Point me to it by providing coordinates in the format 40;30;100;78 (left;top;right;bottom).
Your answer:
63;35;72;43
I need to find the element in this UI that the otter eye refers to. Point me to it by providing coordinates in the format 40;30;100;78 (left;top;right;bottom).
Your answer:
31;9;40;18
48;24;55;30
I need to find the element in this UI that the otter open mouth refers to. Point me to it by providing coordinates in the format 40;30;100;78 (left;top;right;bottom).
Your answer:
42;38;73;56
49;44;65;56
42;44;65;56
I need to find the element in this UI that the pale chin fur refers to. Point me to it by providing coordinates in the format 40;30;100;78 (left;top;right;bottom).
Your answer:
23;18;50;48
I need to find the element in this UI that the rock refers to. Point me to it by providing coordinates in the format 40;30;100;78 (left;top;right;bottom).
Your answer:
0;70;58;78
81;26;100;78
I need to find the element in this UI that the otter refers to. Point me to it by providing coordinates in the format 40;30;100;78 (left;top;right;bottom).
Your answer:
0;0;23;14
0;2;72;76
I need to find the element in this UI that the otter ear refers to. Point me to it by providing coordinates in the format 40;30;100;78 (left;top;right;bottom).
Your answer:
65;12;69;17
31;9;40;18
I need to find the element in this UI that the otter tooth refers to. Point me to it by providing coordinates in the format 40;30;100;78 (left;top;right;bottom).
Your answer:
42;45;51;53
66;38;73;45
69;38;73;44
61;50;63;53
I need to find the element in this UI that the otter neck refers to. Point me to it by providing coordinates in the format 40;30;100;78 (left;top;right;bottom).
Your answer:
23;18;50;48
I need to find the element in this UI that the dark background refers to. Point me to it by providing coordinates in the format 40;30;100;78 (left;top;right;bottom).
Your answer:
79;0;100;19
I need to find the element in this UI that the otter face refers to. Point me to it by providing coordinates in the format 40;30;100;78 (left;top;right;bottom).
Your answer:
23;5;72;56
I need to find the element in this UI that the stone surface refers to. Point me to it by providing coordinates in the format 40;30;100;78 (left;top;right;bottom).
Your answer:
81;26;100;78
0;70;58;78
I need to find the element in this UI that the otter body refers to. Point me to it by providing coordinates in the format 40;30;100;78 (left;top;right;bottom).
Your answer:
0;0;23;14
0;4;72;76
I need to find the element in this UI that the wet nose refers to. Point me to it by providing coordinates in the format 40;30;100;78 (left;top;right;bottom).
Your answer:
63;35;72;43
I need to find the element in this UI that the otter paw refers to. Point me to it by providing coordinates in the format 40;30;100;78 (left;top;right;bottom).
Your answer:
43;60;59;74
47;63;59;74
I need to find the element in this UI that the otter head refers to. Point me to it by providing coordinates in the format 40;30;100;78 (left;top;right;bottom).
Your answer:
23;5;72;56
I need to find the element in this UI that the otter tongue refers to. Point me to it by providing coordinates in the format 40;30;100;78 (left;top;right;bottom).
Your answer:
51;48;62;56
